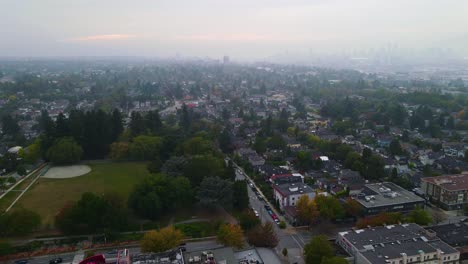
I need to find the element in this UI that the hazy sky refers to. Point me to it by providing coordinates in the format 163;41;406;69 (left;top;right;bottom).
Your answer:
1;0;468;60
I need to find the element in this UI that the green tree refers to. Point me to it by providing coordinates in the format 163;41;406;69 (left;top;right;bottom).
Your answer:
219;129;233;154
128;174;193;220
389;139;403;156
304;235;334;264
315;195;345;220
55;192;128;234
181;136;214;156
141;226;184;253
406;208;432;226
239;209;261;231
55;112;70;138
144;110;162;134
363;155;385;180
184;155;225;186
46;137;83;164
161;156;188;177
1;115;20;136
130;112;145;136
0;209;41;236
197;176;233;207
129;135;162;160
267;134;286;150
179;104;192;131
0;240;14;256
233;180;249;210
362;147;372;162
19;139;41;164
111;109;124;140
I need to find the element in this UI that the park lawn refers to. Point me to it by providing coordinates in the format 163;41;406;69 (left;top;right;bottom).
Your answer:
16;162;151;227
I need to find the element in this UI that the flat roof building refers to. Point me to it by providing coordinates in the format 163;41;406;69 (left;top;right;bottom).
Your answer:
421;174;468;210
354;182;425;215
337;223;460;264
428;221;468;248
183;247;264;264
272;182;315;209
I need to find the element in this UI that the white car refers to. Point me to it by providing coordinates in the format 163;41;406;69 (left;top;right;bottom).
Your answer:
254;210;259;217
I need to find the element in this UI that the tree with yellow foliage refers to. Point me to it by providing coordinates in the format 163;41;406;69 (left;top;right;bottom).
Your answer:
296;195;319;225
216;223;244;249
141;226;184;253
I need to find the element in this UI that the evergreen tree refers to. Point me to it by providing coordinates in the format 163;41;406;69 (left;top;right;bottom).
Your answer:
145;110;162;134
111;109;123;140
130;112;145;136
1;115;20;136
55;112;70;138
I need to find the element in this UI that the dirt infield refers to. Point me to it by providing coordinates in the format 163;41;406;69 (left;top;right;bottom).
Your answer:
42;165;91;179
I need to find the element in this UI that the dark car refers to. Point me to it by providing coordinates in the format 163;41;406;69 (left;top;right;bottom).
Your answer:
178;246;187;252
49;257;62;264
107;249;118;255
14;260;28;264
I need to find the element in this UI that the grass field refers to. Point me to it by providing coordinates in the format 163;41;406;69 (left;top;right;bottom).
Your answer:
16;162;151;227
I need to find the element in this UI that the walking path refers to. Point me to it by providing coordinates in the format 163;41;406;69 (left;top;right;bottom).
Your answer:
1;164;47;213
0;163;46;200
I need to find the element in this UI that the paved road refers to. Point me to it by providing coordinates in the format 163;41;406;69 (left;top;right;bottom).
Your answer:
235;166;305;264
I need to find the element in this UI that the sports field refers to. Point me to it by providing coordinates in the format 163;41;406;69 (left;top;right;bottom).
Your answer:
16;162;151;226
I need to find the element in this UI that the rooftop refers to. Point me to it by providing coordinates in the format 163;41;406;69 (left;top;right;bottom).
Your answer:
340;224;458;262
131;249;184;264
422;174;468;191
273;182;315;197
355;182;425;208
428;221;468;247
184;247;264;264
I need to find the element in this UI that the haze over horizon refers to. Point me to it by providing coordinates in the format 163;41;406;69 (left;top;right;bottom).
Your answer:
2;0;468;61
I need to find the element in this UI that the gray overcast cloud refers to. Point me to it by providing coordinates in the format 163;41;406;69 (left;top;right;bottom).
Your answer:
1;0;468;60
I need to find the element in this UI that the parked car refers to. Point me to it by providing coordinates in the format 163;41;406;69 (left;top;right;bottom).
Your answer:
15;260;28;264
107;249;118;255
254;210;259;217
49;258;62;264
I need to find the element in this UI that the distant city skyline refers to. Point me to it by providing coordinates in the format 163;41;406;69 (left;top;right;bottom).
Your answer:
2;0;468;61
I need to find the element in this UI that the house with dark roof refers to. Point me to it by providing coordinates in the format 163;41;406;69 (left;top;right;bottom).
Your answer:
338;169;365;195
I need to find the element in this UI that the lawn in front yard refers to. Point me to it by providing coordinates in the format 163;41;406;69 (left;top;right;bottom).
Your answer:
16;162;151;227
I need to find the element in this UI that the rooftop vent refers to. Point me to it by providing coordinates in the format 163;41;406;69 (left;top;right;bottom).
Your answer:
289;187;299;192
